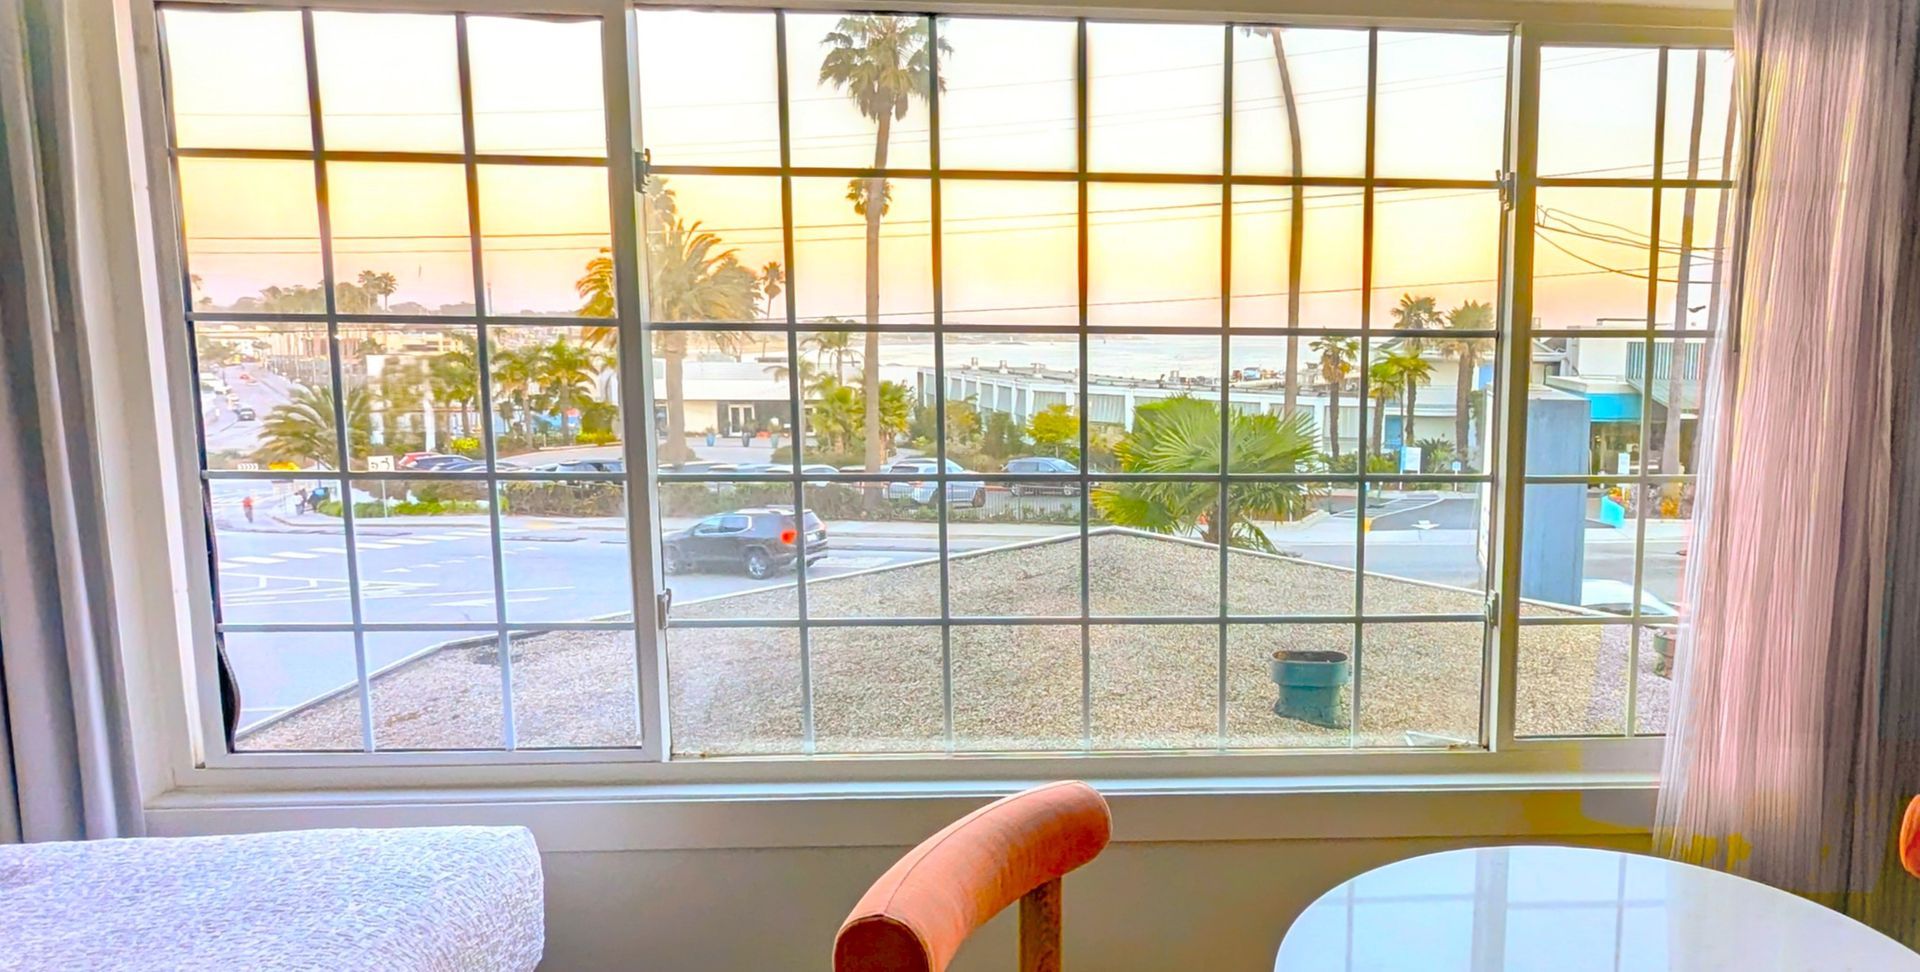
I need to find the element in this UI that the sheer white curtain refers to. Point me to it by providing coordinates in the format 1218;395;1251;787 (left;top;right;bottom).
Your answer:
1655;0;1920;941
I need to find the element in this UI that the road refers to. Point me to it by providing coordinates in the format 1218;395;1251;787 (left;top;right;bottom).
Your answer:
201;362;298;460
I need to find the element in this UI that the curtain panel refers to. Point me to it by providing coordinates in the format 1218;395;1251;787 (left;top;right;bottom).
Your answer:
1655;0;1920;942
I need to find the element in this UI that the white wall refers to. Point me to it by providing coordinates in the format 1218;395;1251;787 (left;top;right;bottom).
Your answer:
540;832;1650;969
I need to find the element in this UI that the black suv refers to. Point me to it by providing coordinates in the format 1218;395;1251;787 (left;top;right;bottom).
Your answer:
1002;456;1080;496
663;507;828;579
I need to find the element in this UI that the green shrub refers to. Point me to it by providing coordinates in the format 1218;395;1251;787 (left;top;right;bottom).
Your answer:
575;430;618;447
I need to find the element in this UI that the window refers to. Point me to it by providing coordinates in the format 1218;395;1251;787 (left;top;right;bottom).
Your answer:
152;4;1729;766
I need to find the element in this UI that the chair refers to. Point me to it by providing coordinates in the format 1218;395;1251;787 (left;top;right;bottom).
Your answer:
1902;795;1920;877
833;781;1112;972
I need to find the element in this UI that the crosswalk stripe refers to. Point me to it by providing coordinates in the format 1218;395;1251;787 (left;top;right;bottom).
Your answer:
356;541;397;550
272;551;320;560
450;530;492;538
383;537;434;546
423;532;477;541
312;546;347;554
227;555;283;565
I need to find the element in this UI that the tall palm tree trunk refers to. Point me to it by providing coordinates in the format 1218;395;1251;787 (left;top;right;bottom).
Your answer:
663;333;691;463
1455;355;1473;465
1272;30;1304;418
1371;391;1387;457
1662;50;1708;476
862;115;890;502
1403;383;1417;451
1326;384;1341;459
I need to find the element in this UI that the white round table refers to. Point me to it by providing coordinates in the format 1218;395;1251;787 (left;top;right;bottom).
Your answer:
1274;846;1920;971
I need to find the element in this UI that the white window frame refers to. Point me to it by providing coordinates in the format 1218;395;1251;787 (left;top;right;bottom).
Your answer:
112;0;1733;798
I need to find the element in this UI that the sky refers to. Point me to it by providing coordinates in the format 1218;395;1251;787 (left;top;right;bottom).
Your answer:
162;8;1732;342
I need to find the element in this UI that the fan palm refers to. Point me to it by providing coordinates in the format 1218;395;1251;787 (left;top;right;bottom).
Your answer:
1240;25;1306;416
1092;397;1324;552
1310;335;1359;460
490;344;544;439
759;260;785;321
643;216;758;461
1385;347;1433;449
818;14;947;480
1367;357;1403;454
803;327;861;384
537;337;599;444
258;383;369;468
356;270;397;312
1433;300;1494;467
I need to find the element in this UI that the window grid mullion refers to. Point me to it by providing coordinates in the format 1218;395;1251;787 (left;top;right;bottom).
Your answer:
1624;47;1672;738
300;8;377;754
1350;27;1380;751
1075;17;1092;752
770;10;815;756
926;13;957;753
1215;22;1233;750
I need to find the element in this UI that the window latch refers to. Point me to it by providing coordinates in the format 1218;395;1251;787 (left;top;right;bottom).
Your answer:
1484;590;1500;624
1497;169;1517;212
634;148;651;189
656;588;672;630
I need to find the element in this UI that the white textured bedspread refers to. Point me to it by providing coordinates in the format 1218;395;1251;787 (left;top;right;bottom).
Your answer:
0;826;543;971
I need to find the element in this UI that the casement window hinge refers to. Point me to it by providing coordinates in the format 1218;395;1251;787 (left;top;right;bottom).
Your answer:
1484;591;1500;624
656;588;672;630
634;148;651;188
1497;169;1518;212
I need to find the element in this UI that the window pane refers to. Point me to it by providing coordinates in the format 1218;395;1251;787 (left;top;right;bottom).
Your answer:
479;165;612;316
178;159;321;313
488;325;620;465
791;176;934;324
1086;334;1222;474
1646;336;1715;475
950;489;1082;618
1534;187;1653;330
1363;485;1491;609
1231;186;1364;328
369;630;506;750
498;480;633;624
1087;21;1222;173
1090;624;1216;749
1226;622;1355;747
636;9;780;167
1532;336;1644;475
1088;183;1220;326
1538;47;1660;179
1374;32;1507;180
785;13;935;170
513;628;642;748
941;179;1078;326
196;322;334;470
1636;624;1675;735
652;328;790;465
801;481;939;620
1089;481;1220;617
312;12;463;153
469;16;606;157
1370;189;1501;330
208;478;351;625
812;625;943;753
942;332;1082;472
1653;188;1727;333
1516;623;1631;737
1663;49;1736;182
1233;28;1369;177
1639;481;1693;617
226;632;362;750
642;175;783;324
340;324;481;472
1224;480;1350;616
1518;482;1633;613
658;480;802;619
327;162;474;315
952;624;1081;751
936;17;1076;171
161;9;311;151
349;477;498;624
1356;620;1483;746
665;627;804;755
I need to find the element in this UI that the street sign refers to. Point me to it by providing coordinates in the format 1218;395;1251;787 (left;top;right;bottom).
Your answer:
236;461;259;471
368;455;395;471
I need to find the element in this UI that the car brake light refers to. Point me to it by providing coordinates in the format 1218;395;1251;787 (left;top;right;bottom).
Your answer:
779;528;798;545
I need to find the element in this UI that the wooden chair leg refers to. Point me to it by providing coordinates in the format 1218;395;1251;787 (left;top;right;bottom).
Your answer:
1018;878;1062;972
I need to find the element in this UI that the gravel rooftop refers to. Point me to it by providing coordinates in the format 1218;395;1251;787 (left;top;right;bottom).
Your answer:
241;529;1670;754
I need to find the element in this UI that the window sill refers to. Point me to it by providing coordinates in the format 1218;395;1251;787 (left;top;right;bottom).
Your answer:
143;769;1658;852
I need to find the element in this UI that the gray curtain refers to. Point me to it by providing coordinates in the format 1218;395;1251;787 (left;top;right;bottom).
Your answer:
0;0;143;842
1655;0;1920;944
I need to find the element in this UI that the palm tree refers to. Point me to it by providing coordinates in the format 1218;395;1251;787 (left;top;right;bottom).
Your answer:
1367;357;1403;456
357;270;397;312
490;343;543;440
809;379;861;454
818;15;947;482
1434;300;1494;468
576;249;615;321
1093;397;1324;551
1240;25;1306;416
1390;293;1441;340
258;383;369;468
1386;347;1433;450
759;260;785;321
803;327;861;384
538;337;598;444
1310;335;1359;460
643;216;758;461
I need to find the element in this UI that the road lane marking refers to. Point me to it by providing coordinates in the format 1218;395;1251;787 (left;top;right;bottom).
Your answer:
272;551;321;559
422;533;476;540
312;546;347;554
382;537;434;546
227;555;284;565
451;530;492;537
356;541;397;549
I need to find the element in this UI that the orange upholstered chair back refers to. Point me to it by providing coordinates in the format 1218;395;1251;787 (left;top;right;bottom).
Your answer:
833;781;1112;972
1902;796;1920;877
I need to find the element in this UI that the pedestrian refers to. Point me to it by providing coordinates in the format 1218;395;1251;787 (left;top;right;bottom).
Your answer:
740;429;751;448
296;487;311;514
242;495;255;524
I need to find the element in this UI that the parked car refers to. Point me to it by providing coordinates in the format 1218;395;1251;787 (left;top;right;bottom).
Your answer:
795;464;841;477
888;459;986;507
533;458;624;475
1002;456;1078;495
233;404;256;421
662;507;827;579
405;454;469;471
